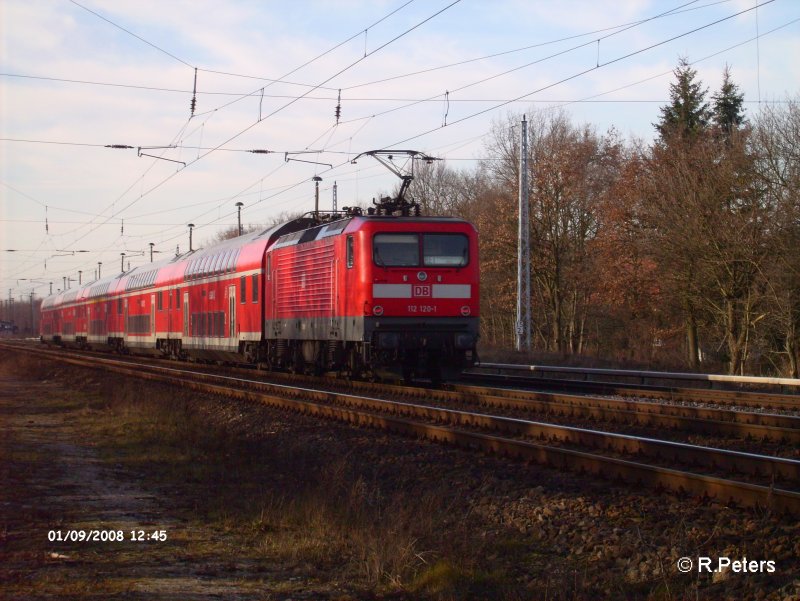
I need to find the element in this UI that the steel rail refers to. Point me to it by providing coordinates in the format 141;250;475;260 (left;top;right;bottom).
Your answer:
38;350;800;480
459;372;800;411
13;344;800;515
443;383;800;442
8;340;800;442
474;362;800;389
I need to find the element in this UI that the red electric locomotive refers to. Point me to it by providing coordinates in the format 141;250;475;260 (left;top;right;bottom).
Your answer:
40;151;480;382
261;210;478;381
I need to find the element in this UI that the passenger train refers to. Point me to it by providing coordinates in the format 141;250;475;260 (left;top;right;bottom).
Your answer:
39;159;480;382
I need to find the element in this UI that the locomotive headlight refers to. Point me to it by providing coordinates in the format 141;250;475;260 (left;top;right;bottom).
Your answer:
460;305;471;316
373;305;384;316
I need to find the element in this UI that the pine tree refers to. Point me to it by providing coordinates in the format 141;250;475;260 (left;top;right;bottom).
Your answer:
712;64;745;134
655;57;711;141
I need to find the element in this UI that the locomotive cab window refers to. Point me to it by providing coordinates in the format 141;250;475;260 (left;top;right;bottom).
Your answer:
373;233;468;267
373;233;419;267
423;234;469;267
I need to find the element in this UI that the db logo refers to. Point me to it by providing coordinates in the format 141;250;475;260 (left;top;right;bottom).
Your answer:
413;285;431;297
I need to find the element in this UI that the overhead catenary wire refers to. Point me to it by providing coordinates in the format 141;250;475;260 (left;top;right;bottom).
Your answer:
138;0;787;255
68;0;195;68
385;0;777;148
0;1;717;101
2;0;791;295
91;1;464;250
341;0;702;91
9;12;793;162
3;0;425;287
3;2;460;290
38;0;439;245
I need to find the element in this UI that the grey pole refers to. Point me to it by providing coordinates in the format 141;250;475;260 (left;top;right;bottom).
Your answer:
188;224;195;252
312;176;322;219
516;115;531;352
236;202;243;236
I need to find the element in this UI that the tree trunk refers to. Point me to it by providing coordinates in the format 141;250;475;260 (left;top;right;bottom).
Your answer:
686;312;699;369
787;331;799;379
726;299;742;375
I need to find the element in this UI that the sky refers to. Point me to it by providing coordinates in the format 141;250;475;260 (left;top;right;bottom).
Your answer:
1;0;798;302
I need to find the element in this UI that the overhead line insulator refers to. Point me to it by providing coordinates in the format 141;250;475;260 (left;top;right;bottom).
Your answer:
190;67;198;117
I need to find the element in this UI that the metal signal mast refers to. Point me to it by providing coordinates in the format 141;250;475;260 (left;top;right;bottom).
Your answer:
516;116;531;352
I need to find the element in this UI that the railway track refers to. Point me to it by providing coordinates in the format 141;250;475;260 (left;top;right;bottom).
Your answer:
461;371;800;412
5;341;800;515
19;341;800;447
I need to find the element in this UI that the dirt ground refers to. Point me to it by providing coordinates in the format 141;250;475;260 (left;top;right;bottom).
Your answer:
0;353;383;600
1;348;799;600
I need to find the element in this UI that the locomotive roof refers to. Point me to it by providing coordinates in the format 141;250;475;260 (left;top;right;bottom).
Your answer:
40;217;318;308
270;214;472;250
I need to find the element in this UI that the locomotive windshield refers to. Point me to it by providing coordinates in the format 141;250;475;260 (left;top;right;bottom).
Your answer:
373;233;468;267
423;234;468;267
373;233;419;266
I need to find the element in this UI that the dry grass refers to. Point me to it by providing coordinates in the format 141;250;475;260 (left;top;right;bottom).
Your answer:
39;361;518;598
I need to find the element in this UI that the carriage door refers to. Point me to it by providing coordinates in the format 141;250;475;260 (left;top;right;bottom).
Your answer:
150;294;156;339
228;285;236;339
123;298;128;341
183;292;189;337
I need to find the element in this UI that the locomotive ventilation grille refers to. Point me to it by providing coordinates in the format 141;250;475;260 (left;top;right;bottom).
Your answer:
274;241;335;315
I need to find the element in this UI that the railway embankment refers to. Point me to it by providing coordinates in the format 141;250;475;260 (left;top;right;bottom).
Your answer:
1;348;799;600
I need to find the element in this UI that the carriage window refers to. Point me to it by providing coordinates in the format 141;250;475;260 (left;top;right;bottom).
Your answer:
157;291;163;311
423;234;469;267
373;233;419;267
210;253;221;275
221;249;232;273
251;274;258;303
227;248;239;272
346;236;354;268
240;276;246;304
